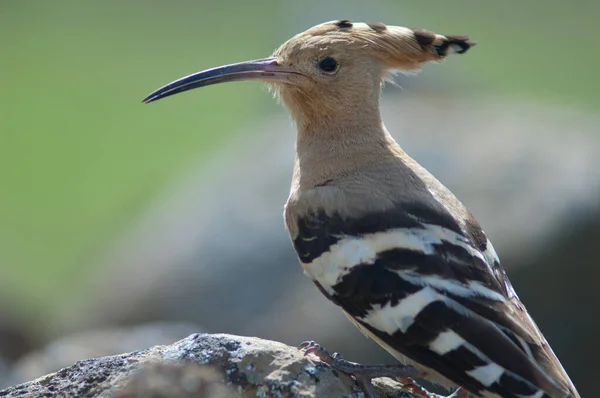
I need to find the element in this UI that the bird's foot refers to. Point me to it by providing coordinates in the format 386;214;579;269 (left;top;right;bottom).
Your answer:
298;340;420;379
396;378;467;398
298;340;423;398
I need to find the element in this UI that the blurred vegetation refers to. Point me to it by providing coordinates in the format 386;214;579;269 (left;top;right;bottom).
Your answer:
0;0;598;323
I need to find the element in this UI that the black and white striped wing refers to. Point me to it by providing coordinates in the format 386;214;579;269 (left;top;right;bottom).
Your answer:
293;207;573;398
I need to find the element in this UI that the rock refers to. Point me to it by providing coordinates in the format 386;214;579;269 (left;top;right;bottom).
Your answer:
5;322;201;388
112;362;235;398
0;333;418;398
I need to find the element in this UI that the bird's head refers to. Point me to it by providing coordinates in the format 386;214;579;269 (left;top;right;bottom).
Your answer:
143;20;475;128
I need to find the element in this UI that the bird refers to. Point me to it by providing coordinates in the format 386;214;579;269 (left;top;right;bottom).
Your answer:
143;20;580;398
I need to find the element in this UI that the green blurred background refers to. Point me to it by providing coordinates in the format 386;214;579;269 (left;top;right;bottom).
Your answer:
1;0;598;395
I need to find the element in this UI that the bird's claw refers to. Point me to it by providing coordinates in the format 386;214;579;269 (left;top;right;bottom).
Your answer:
298;340;338;364
297;340;427;398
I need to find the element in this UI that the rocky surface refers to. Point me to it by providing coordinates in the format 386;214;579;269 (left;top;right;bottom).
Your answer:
0;334;419;398
4;323;201;388
111;362;236;398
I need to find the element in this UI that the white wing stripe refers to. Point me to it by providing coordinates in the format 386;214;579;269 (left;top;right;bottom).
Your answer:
429;330;465;355
358;287;441;334
399;271;505;302
302;224;493;291
518;391;545;398
466;363;505;387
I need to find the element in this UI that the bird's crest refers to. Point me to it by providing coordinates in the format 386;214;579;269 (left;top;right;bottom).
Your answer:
274;20;476;72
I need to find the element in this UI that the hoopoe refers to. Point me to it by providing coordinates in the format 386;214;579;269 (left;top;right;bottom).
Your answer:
143;20;580;398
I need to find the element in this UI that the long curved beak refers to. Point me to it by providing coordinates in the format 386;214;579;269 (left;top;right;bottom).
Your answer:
142;57;299;103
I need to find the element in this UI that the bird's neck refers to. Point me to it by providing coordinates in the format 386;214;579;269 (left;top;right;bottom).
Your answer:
282;79;384;140
297;107;383;138
292;109;402;190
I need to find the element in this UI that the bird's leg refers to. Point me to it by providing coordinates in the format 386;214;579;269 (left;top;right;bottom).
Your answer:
299;341;420;379
397;378;468;398
298;341;467;398
298;341;422;397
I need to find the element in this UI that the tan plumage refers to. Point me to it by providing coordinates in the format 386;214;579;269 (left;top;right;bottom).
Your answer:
143;20;580;398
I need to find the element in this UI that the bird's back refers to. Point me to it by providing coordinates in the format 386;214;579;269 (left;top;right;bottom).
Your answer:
285;132;579;398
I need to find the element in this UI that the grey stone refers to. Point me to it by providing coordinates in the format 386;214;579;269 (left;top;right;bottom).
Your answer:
6;323;201;387
111;362;236;398
0;334;419;398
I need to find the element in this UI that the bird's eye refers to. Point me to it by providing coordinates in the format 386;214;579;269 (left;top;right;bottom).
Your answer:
317;57;338;73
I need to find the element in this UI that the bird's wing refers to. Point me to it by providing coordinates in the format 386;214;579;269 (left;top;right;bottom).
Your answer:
324;213;574;398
